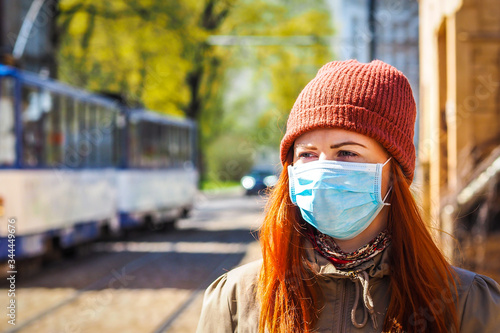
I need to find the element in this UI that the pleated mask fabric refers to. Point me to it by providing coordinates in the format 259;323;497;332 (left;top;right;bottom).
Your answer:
288;159;390;240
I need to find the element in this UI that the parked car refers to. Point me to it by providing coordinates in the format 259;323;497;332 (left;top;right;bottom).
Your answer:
241;169;279;195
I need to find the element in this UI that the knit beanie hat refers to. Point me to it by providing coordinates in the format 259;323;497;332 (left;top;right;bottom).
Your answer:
280;59;417;181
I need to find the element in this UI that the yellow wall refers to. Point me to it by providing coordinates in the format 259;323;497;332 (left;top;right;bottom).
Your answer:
419;0;500;261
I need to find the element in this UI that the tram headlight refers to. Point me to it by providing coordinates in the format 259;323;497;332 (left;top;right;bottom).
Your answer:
241;176;256;190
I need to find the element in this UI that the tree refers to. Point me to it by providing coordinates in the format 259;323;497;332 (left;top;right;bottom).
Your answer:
57;0;333;181
204;0;333;181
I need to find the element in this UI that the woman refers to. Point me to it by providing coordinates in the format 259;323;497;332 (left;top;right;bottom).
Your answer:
196;60;500;332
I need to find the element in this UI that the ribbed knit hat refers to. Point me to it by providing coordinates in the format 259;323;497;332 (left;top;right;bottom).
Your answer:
280;59;417;181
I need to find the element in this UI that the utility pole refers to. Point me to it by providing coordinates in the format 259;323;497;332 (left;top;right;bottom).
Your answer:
0;0;3;52
12;0;47;60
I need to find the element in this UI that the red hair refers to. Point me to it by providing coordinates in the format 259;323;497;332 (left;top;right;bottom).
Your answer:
257;158;458;332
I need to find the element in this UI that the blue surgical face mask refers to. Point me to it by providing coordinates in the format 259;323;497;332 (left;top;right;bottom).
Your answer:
288;158;391;240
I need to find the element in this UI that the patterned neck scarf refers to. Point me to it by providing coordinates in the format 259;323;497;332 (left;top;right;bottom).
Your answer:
306;225;391;270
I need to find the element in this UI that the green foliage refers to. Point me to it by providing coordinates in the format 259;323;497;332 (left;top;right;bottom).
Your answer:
217;0;334;148
200;179;241;191
205;133;255;182
57;0;334;181
58;0;199;115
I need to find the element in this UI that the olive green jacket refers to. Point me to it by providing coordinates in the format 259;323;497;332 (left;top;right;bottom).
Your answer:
197;245;500;332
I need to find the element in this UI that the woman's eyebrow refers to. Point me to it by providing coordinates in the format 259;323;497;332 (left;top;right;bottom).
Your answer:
295;144;317;150
330;141;367;149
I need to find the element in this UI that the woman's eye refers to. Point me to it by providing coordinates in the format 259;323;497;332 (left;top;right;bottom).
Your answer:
338;150;357;158
298;152;316;159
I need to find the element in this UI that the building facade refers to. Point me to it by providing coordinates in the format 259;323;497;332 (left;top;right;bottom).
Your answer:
328;0;372;63
419;0;500;269
371;0;419;114
328;0;419;137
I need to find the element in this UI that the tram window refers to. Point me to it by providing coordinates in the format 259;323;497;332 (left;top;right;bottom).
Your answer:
113;112;125;167
64;98;79;168
141;120;159;168
153;122;160;168
190;128;196;164
182;128;188;163
150;123;156;168
171;126;180;167
183;127;191;163
108;108;118;167
138;121;147;168
154;122;161;168
97;106;113;167
106;109;115;167
164;125;171;168
148;122;155;168
159;124;169;168
183;127;190;163
143;122;151;168
43;90;54;165
94;104;110;167
143;121;157;168
165;125;172;167
0;78;16;167
58;95;68;168
44;92;64;167
94;105;102;166
128;118;139;168
180;127;186;163
179;127;186;163
58;96;68;166
135;121;141;167
168;126;174;166
83;101;93;167
168;125;174;166
176;127;182;164
22;85;45;167
138;121;144;168
76;100;88;167
86;103;98;167
138;121;145;167
176;127;183;166
187;127;193;163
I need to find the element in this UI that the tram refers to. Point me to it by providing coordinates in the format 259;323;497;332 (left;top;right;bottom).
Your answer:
0;65;198;260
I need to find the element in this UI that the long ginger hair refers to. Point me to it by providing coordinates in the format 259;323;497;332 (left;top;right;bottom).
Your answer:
257;156;459;333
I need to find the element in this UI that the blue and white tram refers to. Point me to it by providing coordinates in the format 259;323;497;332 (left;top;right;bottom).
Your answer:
117;109;197;228
0;65;198;260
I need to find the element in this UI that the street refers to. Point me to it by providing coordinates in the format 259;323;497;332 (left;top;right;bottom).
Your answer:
0;193;266;333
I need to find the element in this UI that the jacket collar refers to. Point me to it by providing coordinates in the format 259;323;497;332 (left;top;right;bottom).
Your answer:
303;239;391;278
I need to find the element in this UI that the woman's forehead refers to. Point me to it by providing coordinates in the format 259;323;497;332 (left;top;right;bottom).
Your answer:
294;128;374;146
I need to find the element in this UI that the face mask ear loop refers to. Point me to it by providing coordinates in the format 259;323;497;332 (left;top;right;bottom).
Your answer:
382;187;392;205
381;157;392;205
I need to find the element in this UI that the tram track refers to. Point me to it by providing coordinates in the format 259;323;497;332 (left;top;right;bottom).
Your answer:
5;252;167;333
7;243;253;333
151;250;250;333
0;196;264;333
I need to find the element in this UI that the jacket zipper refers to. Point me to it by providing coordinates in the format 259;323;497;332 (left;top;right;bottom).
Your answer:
339;271;358;332
339;279;348;332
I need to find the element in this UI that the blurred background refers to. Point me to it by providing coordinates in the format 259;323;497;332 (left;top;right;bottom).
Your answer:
0;0;499;332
